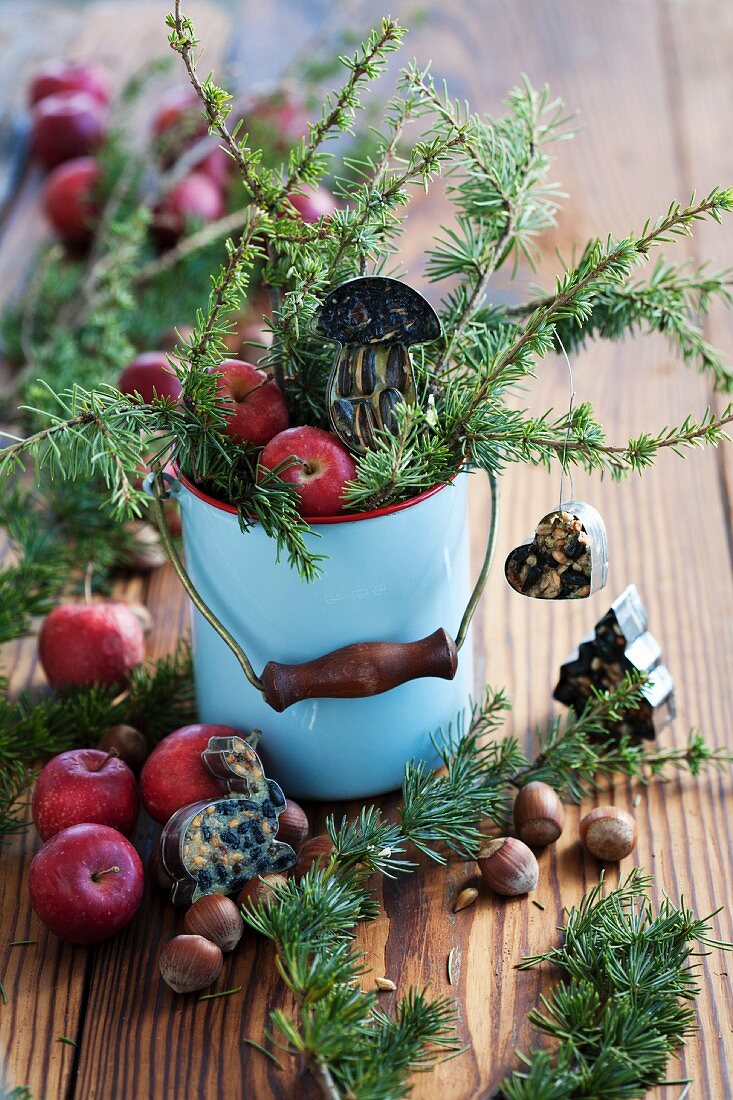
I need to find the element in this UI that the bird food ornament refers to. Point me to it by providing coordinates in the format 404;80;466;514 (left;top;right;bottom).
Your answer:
554;584;675;741
160;733;297;904
504;501;608;600
504;337;609;600
314;276;441;454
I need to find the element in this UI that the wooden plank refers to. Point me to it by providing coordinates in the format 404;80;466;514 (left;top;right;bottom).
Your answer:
1;0;732;1097
0;4;228;1099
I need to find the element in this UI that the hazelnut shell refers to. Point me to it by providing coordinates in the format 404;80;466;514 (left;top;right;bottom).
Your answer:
98;724;149;772
159;934;223;993
579;806;637;861
147;846;173;890
238;872;288;908
183;894;243;952
276;798;309;851
478;837;539;896
293;834;334;879
513;781;564;846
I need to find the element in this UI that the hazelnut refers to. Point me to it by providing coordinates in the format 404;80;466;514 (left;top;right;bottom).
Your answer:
513;781;564;846
478;837;539;896
293;834;334;879
580;806;637;861
238;872;288;908
98;724;149;772
159;934;223;993
183;894;243;952
147;846;173;890
277;798;309;851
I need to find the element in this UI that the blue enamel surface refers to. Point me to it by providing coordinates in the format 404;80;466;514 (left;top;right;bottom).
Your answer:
179;471;476;799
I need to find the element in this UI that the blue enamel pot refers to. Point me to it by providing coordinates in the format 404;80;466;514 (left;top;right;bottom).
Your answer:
173;469;478;800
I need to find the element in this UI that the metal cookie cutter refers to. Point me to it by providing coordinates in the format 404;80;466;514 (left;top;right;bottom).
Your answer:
160;734;297;904
554;583;675;740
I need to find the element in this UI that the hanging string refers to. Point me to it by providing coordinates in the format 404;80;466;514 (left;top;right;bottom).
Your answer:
556;331;576;509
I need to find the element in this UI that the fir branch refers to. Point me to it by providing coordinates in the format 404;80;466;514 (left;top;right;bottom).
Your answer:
404;70;573;370
508;257;733;392
0;762;34;842
499;870;733;1099
0;489;69;644
0;641;194;839
283;17;406;192
399;687;519;858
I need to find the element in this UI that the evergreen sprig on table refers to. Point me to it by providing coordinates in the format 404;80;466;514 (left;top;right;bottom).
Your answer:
499;869;733;1100
241;678;732;1099
0;642;195;842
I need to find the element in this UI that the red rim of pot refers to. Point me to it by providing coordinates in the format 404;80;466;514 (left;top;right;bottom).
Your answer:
175;467;457;525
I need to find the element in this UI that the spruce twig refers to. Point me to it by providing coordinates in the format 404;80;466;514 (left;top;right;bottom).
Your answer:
499;870;733;1099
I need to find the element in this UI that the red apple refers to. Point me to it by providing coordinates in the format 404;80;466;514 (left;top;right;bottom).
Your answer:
42;156;100;245
32;748;139;841
119;351;182;404
140;724;237;825
152;172;225;248
38;601;145;691
192;138;232;188
259;426;357;516
151;85;203;140
241;89;309;153
211;359;288;447
28;823;144;944
287;184;337;224
31;90;107;169
29;60;111;107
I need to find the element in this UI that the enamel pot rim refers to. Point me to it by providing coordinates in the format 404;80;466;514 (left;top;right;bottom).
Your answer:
176;466;459;526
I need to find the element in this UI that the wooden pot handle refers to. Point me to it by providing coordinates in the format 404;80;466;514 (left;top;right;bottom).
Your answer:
261;627;458;713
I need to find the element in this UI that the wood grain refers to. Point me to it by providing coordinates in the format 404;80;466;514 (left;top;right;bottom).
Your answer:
1;1;732;1098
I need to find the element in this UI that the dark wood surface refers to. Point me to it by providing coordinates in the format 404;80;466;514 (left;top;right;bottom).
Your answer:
1;2;733;1098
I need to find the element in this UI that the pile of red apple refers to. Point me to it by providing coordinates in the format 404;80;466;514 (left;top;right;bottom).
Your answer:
119;352;358;516
27;599;313;956
31;60;337;251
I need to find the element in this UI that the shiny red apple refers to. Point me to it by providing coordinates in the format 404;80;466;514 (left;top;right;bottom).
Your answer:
210;359;288;447
32;748;140;841
259;426;357;516
151;84;203;140
140;724;237;825
29;60;111;107
31;90;107;169
29;823;144;944
241;89;309;153
152;172;225;248
38;601;145;691
287;184;337;223
119;351;182;404
42;156;100;245
192;138;232;188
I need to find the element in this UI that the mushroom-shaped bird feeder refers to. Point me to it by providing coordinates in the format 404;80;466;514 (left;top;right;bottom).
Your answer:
314;276;442;454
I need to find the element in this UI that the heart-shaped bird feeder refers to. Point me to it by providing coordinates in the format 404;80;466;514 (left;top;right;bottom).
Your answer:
504;501;608;600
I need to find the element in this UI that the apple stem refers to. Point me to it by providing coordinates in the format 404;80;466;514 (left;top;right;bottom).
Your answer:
83;562;94;605
92;747;120;771
91;866;120;882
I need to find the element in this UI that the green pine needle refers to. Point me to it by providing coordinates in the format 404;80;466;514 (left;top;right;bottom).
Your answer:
499;870;733;1099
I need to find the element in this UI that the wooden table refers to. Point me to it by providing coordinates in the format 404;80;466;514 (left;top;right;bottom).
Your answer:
1;1;732;1097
